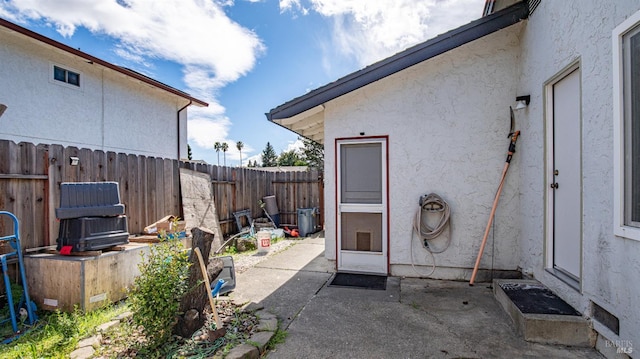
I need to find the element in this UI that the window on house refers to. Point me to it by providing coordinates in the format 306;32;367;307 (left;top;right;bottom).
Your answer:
624;24;640;227
614;9;640;240
53;65;80;87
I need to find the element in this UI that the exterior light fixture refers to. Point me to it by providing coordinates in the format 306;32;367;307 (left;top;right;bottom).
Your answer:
515;95;530;110
0;104;7;118
69;156;80;166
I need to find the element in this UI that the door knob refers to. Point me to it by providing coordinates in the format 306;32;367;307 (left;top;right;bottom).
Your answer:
550;183;559;189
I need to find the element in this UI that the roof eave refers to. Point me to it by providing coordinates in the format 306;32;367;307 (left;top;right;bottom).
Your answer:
266;1;528;122
0;18;208;107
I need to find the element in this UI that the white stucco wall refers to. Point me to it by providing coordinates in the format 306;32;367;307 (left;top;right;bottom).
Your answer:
0;28;190;159
517;0;640;350
323;25;524;280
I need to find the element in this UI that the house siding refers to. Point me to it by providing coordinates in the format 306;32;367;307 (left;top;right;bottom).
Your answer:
324;25;524;279
517;0;640;349
0;28;188;159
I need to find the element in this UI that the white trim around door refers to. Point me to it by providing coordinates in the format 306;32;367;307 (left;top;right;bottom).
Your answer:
336;137;389;274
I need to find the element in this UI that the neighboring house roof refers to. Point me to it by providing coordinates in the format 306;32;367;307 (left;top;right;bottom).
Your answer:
483;0;540;17
266;1;529;144
0;18;208;107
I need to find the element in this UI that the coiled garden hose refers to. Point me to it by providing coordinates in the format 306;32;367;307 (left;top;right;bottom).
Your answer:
411;193;451;277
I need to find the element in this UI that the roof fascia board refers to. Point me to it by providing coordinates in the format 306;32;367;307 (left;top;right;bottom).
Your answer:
267;1;528;121
0;18;208;107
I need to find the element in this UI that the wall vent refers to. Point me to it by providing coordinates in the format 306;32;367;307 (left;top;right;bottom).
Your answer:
592;301;619;335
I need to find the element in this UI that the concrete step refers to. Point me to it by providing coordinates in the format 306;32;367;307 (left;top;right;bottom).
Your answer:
493;279;596;347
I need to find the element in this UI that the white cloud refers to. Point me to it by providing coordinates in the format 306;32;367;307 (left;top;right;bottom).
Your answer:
283;0;484;67
1;0;265;162
279;0;308;15
285;139;305;153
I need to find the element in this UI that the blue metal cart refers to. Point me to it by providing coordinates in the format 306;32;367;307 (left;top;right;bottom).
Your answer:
0;211;37;343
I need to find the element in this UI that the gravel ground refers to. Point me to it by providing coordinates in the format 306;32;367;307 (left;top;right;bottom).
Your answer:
230;239;297;274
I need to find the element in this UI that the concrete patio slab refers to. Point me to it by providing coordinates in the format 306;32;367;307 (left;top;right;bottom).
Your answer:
229;235;603;359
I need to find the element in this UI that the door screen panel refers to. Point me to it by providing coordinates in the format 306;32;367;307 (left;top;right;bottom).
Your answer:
340;212;382;252
340;143;382;204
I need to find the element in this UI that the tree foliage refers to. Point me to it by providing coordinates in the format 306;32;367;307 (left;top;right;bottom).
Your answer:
129;237;190;349
236;141;244;167
300;137;324;170
261;142;278;167
221;142;229;166
214;142;221;165
277;150;305;166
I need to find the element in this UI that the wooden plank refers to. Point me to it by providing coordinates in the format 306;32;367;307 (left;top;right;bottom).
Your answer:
0;174;48;180
146;156;157;228
48;144;64;246
155;157;165;222
44;249;103;257
106;151;118;182
79;147;93;182
179;168;223;250
127;154;141;233
172;159;181;218
94;150;107;182
64;146;81;183
117;152;130;231
34;144;48;247
24;254;82;312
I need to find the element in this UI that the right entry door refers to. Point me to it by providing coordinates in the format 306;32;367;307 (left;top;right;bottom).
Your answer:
549;66;582;282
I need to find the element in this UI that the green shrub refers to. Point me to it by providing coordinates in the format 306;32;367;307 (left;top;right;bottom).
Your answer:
128;238;190;349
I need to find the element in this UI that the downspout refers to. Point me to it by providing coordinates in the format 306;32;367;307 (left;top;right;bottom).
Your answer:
177;100;192;160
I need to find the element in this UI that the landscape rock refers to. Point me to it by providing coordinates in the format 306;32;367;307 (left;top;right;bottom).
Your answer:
256;317;278;332
96;320;120;333
225;343;259;359
76;335;102;349
248;331;274;354
69;346;95;359
114;311;133;321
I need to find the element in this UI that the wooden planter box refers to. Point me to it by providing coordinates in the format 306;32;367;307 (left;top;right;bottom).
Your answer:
24;243;150;312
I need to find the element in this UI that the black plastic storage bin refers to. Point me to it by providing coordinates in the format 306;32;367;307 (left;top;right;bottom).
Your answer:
57;216;129;252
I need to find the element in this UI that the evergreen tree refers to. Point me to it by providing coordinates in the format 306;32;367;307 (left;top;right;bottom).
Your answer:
187;144;193;160
301;137;324;170
278;150;305;166
261;142;278;167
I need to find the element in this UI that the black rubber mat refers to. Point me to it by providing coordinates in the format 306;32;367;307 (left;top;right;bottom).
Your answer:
329;273;387;290
500;283;581;315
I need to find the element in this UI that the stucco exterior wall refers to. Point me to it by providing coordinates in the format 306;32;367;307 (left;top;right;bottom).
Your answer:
517;0;640;349
0;29;189;159
323;25;524;279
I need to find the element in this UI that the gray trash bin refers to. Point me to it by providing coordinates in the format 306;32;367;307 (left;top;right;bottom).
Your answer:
297;207;317;237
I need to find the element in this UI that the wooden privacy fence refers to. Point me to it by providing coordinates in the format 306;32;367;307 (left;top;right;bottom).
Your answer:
0;140;323;250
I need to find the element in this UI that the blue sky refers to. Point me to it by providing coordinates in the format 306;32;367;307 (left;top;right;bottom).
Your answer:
0;0;485;165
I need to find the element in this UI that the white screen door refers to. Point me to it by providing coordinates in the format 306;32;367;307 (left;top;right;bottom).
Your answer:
548;67;582;283
337;138;388;274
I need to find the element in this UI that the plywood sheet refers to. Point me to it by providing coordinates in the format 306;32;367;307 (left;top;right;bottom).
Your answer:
24;243;149;312
179;168;223;250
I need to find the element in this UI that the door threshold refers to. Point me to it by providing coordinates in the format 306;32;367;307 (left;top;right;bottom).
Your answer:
546;268;581;292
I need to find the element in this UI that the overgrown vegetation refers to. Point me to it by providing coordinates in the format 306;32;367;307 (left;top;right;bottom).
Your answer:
267;327;288;350
0;303;128;358
0;222;282;357
128;235;190;350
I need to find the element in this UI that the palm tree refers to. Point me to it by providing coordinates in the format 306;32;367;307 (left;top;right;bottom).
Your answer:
214;142;221;165
236;141;244;167
221;142;229;166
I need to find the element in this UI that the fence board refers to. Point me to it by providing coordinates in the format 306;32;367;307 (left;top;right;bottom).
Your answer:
1;139;322;249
